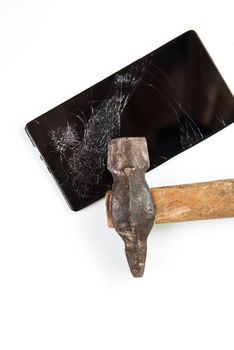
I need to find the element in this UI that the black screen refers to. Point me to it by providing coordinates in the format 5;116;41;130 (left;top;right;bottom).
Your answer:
26;30;234;211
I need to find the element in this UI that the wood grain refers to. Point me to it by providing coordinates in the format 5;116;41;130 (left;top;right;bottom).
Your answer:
106;179;234;226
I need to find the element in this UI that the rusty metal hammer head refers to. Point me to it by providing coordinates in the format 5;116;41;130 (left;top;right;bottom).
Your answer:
107;137;156;277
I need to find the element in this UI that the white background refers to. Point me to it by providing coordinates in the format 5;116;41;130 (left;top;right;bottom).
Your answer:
1;1;234;349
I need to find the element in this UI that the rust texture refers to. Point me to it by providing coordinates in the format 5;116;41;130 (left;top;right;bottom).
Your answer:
106;179;234;226
107;137;156;277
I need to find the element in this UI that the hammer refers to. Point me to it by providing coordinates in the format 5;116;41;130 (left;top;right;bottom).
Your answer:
106;137;234;277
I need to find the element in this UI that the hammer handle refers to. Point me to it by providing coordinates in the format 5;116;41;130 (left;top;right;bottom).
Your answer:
106;179;234;226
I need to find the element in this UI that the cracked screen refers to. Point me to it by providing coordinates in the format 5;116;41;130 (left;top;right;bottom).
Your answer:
26;30;234;211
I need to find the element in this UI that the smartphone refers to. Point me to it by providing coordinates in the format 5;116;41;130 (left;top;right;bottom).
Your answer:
26;30;234;211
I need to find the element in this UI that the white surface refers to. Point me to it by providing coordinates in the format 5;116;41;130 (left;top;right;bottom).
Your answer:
1;1;234;349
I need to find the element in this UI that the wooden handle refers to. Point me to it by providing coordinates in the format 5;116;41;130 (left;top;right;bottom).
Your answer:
106;179;234;226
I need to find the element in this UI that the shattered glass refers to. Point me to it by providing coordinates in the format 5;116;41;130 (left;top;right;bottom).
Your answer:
26;31;234;210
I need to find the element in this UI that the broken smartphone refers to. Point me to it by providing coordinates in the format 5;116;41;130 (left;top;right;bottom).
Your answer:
26;30;234;211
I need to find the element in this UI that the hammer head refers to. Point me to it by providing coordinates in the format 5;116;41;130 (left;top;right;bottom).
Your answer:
107;137;156;277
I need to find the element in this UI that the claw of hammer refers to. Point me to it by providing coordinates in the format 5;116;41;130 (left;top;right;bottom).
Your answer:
107;137;155;277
